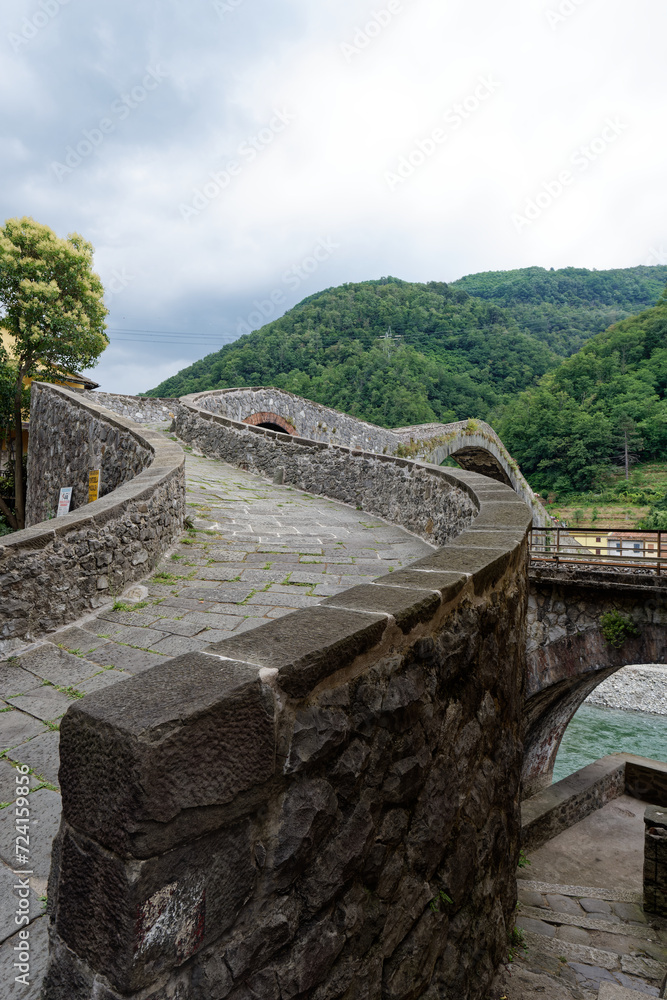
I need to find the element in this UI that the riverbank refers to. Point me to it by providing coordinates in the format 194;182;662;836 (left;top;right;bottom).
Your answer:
586;665;667;715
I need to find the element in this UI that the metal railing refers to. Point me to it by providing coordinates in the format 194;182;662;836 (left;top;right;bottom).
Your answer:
529;527;667;576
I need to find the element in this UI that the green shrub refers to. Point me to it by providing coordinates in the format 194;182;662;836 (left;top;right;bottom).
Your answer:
600;610;639;648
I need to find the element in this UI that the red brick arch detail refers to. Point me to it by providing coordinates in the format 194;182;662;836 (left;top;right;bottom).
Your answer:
243;411;298;435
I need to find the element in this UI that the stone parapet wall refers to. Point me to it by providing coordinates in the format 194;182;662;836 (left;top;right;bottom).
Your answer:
43;391;534;1000
26;383;153;524
0;383;185;652
164;387;549;526
175;392;493;547
84;391;180;425
195;386;401;453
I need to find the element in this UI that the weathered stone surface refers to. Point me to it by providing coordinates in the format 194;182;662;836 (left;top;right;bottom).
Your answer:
58;652;276;856
53;817;255;993
0;788;61;879
322;583;441;633
42;389;531;1000
0;710;46;751
8;730;61;786
0;915;49;997
0;382;185;647
207;606;388;699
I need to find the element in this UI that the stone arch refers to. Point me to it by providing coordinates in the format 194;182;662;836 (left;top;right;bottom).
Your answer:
394;419;549;526
523;570;667;797
243;411;298;435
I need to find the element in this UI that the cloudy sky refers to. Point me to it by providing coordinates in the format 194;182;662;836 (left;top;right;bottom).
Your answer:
1;0;665;393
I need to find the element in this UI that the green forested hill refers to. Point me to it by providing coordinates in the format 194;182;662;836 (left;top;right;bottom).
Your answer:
145;277;557;426
451;265;667;355
499;290;667;493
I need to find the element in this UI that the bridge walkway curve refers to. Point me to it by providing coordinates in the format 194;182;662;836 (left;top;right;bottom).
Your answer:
0;446;434;990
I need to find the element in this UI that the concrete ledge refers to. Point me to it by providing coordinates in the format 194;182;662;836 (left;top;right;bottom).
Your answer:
522;754;667;852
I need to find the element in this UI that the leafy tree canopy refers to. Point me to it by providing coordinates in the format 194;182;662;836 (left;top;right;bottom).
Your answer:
451;265;667;356
0;216;108;529
145;277;558;424
499;289;667;493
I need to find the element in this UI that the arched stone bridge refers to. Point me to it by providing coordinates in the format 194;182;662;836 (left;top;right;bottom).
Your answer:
523;563;667;796
183;387;667;794
13;382;666;1000
190;386;550;526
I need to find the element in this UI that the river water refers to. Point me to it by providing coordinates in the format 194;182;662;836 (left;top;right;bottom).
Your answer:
553;703;667;783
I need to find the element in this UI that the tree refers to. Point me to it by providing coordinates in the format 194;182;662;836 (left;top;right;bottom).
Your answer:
0;217;108;529
613;415;644;481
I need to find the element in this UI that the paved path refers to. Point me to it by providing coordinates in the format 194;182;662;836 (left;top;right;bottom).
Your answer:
0;449;432;991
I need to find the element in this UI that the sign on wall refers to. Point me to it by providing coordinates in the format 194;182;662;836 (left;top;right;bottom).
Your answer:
57;487;73;517
88;470;101;503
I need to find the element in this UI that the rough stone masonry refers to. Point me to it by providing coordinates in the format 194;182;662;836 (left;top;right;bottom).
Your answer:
42;389;533;999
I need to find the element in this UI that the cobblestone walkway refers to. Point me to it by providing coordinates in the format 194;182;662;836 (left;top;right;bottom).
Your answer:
0;449;432;991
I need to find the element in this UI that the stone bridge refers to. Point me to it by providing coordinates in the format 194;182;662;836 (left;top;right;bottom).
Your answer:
187;389;667;800
523;564;667;797
5;383;667;999
188;387;550;526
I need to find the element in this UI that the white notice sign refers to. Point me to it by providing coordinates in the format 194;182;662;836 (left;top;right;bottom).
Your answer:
57;487;73;517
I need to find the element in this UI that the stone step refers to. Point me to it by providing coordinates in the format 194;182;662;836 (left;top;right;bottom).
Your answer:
522;929;665;983
598;983;658;999
519;878;643;905
520;905;661;943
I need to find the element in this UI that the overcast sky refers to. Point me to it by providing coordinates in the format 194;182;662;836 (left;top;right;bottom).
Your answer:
1;0;665;393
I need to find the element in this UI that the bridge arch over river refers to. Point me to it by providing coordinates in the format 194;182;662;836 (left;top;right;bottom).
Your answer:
523;563;667;796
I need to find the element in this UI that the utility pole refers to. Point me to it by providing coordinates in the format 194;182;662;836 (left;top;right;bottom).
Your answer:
376;327;402;359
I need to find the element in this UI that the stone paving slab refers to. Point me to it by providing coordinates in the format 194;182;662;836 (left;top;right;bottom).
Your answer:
515;876;666;998
520;880;644;904
11;646;98;688
6;733;61;788
0;788;61;882
0;914;48;997
0;666;43;700
520;905;660;942
6;687;72;724
0;862;43;945
0;714;47;754
86;645;166;673
0;759;19;806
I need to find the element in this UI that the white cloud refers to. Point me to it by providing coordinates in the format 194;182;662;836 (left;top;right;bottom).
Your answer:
1;0;665;392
